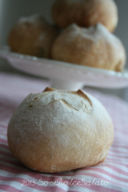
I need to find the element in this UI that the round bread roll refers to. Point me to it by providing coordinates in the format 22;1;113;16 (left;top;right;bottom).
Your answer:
8;87;114;173
8;15;58;58
52;0;118;32
52;24;126;72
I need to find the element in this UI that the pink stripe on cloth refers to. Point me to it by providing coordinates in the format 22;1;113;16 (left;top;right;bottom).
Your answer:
0;176;67;192
0;73;128;192
0;185;23;192
100;164;128;176
0;167;121;192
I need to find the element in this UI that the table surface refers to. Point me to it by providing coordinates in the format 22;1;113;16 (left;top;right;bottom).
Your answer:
0;72;128;192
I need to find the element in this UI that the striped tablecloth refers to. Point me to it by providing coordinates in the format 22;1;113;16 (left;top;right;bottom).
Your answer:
0;73;128;192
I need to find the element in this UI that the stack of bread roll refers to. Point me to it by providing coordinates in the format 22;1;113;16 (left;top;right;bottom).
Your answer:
7;0;119;173
8;0;126;72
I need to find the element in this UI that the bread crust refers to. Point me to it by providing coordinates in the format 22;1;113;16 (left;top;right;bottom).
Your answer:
52;0;118;32
8;88;114;173
52;24;126;72
8;15;58;58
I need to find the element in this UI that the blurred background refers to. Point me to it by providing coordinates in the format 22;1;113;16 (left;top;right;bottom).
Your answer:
0;0;127;56
0;0;128;99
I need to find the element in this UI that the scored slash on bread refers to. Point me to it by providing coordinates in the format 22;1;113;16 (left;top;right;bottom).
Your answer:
44;87;93;106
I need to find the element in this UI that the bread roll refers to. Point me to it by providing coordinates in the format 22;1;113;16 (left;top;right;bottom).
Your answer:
52;24;126;72
52;0;118;32
8;15;58;58
8;87;113;173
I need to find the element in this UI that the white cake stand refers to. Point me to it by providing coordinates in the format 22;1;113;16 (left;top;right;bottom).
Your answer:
0;47;128;90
